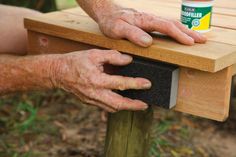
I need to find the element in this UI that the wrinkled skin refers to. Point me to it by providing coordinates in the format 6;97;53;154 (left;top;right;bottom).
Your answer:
0;50;151;112
1;0;207;113
53;50;151;112
77;0;207;47
98;8;207;47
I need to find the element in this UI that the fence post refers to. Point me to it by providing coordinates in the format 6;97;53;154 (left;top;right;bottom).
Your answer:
104;107;153;157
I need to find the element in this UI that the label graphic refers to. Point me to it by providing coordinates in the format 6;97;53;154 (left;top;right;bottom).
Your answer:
181;5;212;32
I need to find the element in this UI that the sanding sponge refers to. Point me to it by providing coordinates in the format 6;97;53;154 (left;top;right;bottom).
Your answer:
108;56;180;109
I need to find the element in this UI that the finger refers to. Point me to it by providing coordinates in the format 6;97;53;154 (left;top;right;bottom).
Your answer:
173;20;207;43
151;19;195;45
118;21;153;47
85;100;117;113
98;73;152;90
98;90;149;111
133;14;195;45
74;93;117;113
93;50;133;66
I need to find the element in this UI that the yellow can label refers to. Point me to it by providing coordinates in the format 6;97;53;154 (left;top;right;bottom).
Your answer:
181;5;212;32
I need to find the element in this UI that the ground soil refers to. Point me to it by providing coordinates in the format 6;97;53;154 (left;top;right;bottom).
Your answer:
0;90;235;157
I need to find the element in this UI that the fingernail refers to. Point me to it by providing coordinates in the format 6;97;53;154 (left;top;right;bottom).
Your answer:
187;37;195;45
140;36;152;45
201;34;207;41
197;32;207;42
122;54;132;61
143;81;152;89
142;104;149;110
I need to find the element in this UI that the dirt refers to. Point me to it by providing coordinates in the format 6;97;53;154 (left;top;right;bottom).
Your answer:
0;90;235;157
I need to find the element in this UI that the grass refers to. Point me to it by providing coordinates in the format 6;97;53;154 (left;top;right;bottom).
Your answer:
15;102;37;133
0;91;235;157
0;91;61;157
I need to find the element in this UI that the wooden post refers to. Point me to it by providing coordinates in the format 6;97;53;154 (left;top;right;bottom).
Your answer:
104;107;153;157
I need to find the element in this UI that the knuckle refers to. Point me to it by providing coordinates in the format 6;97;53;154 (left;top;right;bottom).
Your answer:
89;49;100;56
146;14;155;21
166;22;176;32
172;20;181;25
118;82;127;91
111;103;121;111
109;109;117;113
111;20;124;37
87;50;98;60
79;96;91;104
89;76;101;86
118;86;126;91
167;21;175;28
88;49;108;62
107;50;120;56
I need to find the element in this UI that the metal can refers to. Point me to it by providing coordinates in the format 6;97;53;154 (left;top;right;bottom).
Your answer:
181;0;214;33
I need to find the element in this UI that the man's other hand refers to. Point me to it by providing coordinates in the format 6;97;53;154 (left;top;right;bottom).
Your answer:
97;8;207;47
51;49;151;112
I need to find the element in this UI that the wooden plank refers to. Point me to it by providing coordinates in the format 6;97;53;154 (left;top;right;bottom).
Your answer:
24;12;236;73
152;0;236;9
113;0;236;30
233;64;236;76
104;108;153;157
26;31;232;121
62;8;236;46
27;30;98;54
175;67;232;121
119;0;236;16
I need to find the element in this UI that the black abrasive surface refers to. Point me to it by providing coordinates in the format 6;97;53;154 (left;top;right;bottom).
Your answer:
106;56;179;109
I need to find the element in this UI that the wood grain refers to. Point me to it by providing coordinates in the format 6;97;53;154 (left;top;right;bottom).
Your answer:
104;108;153;157
175;67;232;121
24;12;236;72
233;64;236;76
27;30;98;54
151;0;236;10
113;0;236;30
62;8;236;46
139;0;236;17
26;31;233;121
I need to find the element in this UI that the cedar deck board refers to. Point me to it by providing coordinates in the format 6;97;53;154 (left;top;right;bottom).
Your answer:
24;12;236;72
155;0;236;10
114;0;236;30
141;1;236;17
62;8;236;46
25;0;235;121
26;31;233;121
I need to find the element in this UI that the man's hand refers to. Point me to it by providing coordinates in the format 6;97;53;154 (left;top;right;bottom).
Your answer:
52;49;151;112
97;8;207;47
77;0;207;47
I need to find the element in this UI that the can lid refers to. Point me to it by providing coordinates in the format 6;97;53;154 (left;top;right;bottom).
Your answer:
182;0;214;7
183;0;214;2
183;0;214;1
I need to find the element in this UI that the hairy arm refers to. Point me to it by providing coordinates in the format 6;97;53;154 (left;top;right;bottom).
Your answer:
0;55;56;95
0;5;41;55
0;50;150;112
0;4;150;112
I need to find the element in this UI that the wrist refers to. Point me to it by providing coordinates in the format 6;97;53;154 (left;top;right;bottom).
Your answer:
0;54;63;94
93;2;121;22
46;54;66;89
